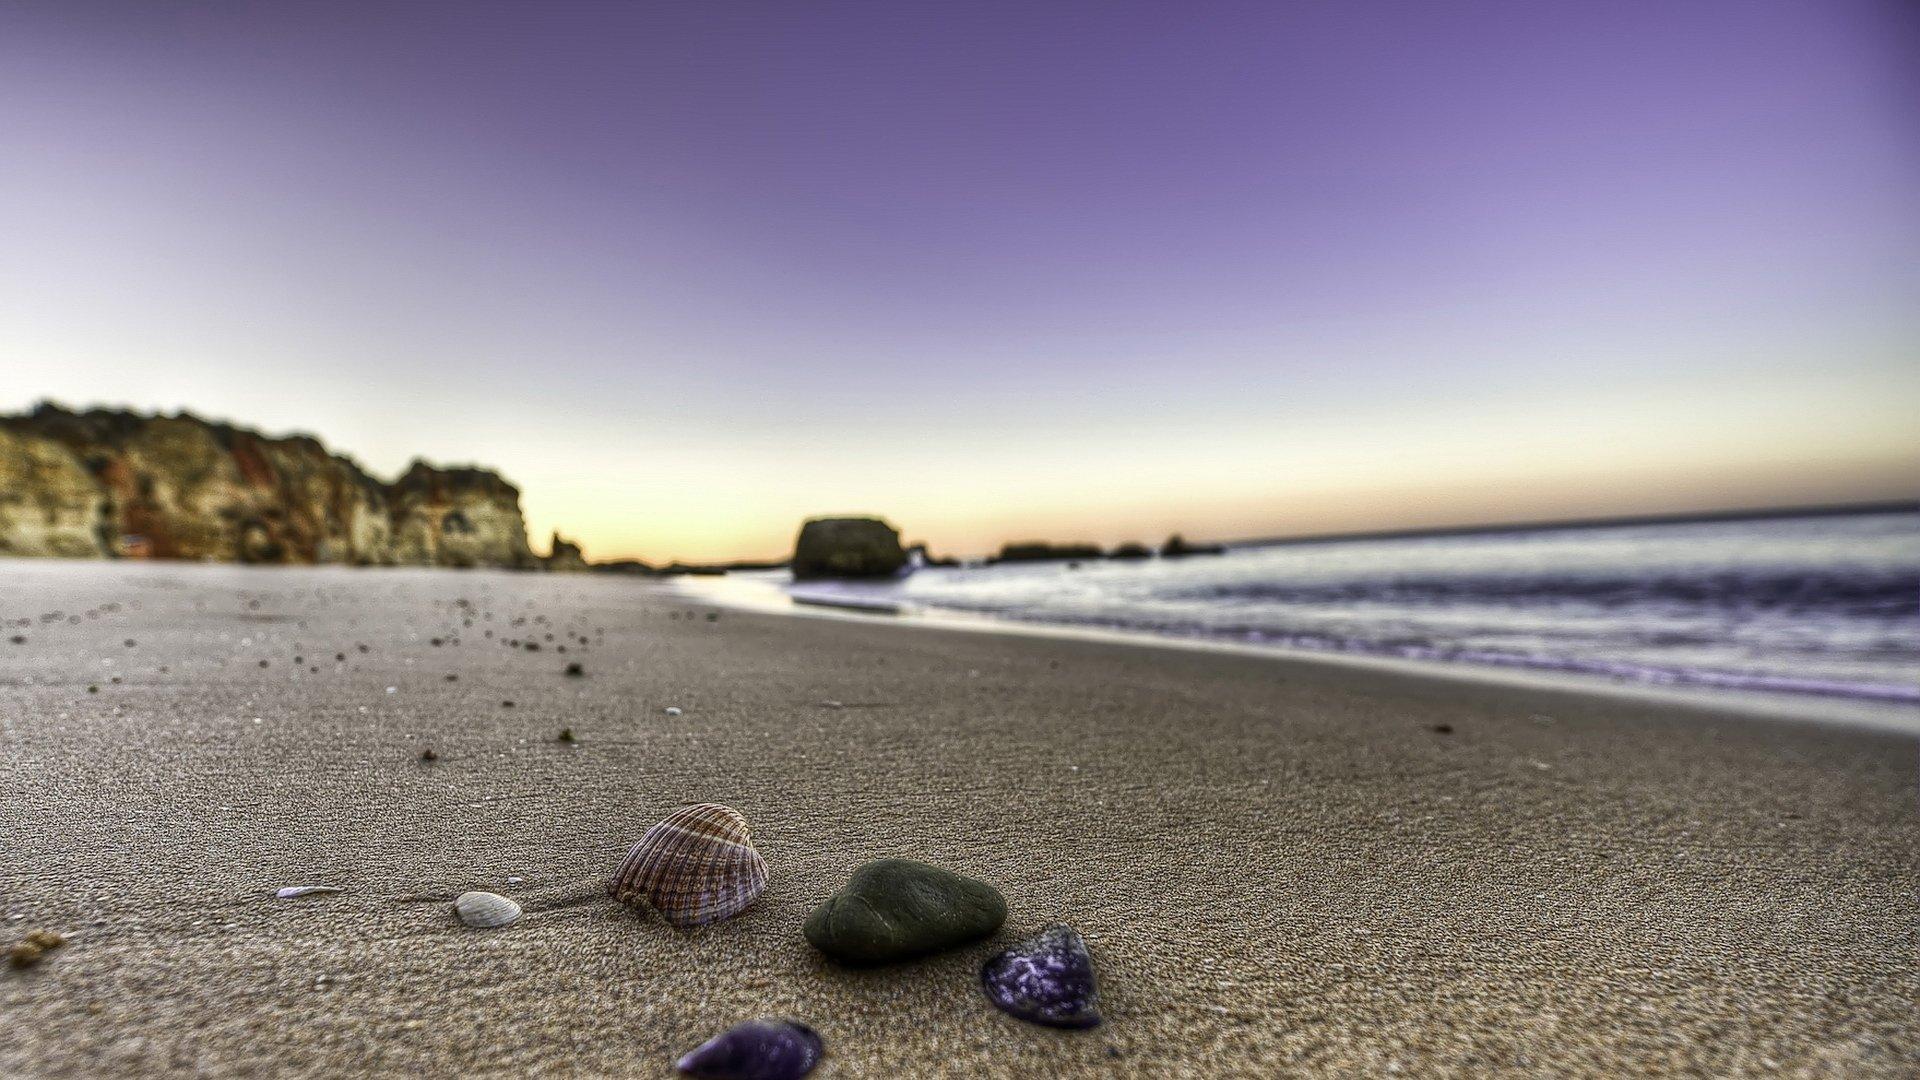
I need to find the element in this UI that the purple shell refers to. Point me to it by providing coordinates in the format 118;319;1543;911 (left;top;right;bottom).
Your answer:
676;1019;822;1080
981;924;1102;1028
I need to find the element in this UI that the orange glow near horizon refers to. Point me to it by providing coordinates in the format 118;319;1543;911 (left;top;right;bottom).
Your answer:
519;384;1920;564
5;2;1916;565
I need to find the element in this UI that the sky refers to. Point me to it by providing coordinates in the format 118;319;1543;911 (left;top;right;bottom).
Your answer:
2;1;1916;562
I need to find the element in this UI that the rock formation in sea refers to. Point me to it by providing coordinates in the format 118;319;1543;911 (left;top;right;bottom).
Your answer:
543;532;590;572
1160;533;1226;557
905;542;958;568
791;517;907;579
991;540;1106;564
591;558;658;576
0;403;542;568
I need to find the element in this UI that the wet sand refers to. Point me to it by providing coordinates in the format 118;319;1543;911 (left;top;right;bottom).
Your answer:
2;562;1916;1077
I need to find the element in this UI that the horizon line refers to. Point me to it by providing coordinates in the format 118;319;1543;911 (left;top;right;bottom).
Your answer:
1219;498;1920;554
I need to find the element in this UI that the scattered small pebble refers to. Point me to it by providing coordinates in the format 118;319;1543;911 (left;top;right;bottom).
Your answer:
564;662;583;677
420;748;439;762
557;727;576;743
1432;723;1453;734
664;706;683;716
7;930;67;968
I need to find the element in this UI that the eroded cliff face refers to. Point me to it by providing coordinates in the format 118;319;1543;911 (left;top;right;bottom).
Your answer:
0;405;539;568
0;428;109;558
387;461;534;569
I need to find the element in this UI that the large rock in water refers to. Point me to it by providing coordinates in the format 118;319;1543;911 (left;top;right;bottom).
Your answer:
803;858;1006;965
0;403;538;568
791;517;907;579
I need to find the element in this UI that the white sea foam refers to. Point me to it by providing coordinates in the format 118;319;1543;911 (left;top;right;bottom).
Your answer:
698;510;1920;707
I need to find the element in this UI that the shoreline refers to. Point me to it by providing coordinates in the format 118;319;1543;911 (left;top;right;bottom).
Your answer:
672;571;1920;736
3;562;1917;1077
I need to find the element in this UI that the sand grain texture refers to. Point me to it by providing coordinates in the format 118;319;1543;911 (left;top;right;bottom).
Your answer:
2;563;1916;1077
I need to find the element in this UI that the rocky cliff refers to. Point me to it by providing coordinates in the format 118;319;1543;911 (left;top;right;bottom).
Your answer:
0;404;540;568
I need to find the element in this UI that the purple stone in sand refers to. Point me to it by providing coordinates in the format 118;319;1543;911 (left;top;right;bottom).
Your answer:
981;924;1102;1028
676;1018;822;1080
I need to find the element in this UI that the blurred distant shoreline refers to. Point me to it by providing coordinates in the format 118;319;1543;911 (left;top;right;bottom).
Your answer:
684;507;1920;715
1224;499;1920;551
4;401;1913;575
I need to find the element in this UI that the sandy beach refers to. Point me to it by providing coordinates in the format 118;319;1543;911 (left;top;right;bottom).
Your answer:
1;561;1915;1078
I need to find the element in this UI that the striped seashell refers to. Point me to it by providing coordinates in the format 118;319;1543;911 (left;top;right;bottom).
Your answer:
610;803;767;928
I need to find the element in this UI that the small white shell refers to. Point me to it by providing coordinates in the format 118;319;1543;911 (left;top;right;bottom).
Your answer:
275;886;343;899
454;890;522;928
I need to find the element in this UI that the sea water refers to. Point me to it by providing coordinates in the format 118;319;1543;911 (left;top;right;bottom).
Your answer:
705;510;1919;708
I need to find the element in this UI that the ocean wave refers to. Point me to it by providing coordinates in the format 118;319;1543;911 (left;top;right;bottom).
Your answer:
755;511;1920;707
1160;569;1920;615
940;605;1920;704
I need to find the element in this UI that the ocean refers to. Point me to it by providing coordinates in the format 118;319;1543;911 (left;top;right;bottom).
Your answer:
690;509;1920;710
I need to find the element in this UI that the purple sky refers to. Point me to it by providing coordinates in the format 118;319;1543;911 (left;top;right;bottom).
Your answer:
3;1;1916;560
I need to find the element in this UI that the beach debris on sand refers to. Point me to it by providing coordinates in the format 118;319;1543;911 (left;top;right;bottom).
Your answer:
275;886;344;899
677;1018;822;1080
804;859;1005;965
454;890;523;928
8;930;68;968
611;803;768;929
981;924;1102;1028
